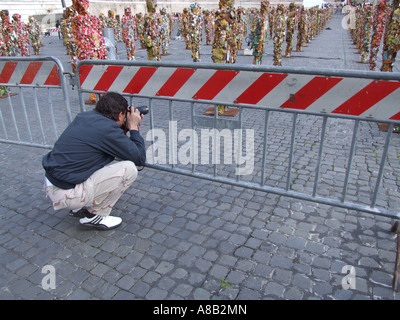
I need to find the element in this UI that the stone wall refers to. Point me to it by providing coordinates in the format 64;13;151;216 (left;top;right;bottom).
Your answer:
88;0;307;16
0;0;72;22
2;0;335;24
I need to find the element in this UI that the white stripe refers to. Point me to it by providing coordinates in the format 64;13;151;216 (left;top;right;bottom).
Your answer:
0;61;6;80
33;61;56;86
80;65;108;90
108;66;141;92
305;78;372;113
360;87;400;120
139;67;176;96
257;74;313;108
9;62;29;85
213;70;262;103
174;68;215;99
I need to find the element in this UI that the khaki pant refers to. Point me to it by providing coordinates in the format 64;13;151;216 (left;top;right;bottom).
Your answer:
45;161;138;216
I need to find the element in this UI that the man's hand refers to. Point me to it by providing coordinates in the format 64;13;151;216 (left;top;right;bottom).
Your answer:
126;107;143;131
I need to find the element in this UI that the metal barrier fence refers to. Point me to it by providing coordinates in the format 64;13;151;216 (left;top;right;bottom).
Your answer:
0;56;72;149
76;60;400;220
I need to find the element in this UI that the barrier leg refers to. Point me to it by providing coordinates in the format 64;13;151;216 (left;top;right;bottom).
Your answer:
391;221;400;291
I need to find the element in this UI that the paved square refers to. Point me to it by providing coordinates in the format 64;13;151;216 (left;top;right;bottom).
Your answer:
0;12;400;300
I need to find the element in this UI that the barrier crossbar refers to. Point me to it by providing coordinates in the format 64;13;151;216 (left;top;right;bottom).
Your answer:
0;56;72;149
77;60;400;121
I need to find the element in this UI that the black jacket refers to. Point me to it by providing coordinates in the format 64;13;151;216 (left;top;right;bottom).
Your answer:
42;110;146;189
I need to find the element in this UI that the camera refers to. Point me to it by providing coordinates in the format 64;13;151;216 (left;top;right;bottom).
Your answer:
123;105;149;133
127;105;149;116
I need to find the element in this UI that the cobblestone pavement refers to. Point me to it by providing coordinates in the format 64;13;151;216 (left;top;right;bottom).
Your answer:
1;13;400;300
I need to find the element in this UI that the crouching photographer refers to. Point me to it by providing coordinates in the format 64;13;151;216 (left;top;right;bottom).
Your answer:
42;92;146;230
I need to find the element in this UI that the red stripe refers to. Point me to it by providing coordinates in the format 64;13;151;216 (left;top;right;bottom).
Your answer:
333;80;400;115
390;112;400;121
0;61;18;83
44;65;60;86
20;62;43;84
93;66;124;91
78;64;93;85
156;68;196;97
281;76;343;110
235;73;288;104
123;67;157;94
193;70;238;100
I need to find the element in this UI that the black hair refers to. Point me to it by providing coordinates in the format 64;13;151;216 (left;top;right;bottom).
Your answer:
95;92;128;121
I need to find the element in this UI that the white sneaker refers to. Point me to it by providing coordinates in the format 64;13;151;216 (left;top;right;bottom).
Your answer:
79;215;122;230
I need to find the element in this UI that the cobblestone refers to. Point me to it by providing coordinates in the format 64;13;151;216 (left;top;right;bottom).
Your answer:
1;12;400;301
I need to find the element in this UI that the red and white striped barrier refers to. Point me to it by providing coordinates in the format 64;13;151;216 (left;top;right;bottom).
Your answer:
44;27;61;34
78;63;400;121
0;60;61;86
46;28;61;32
